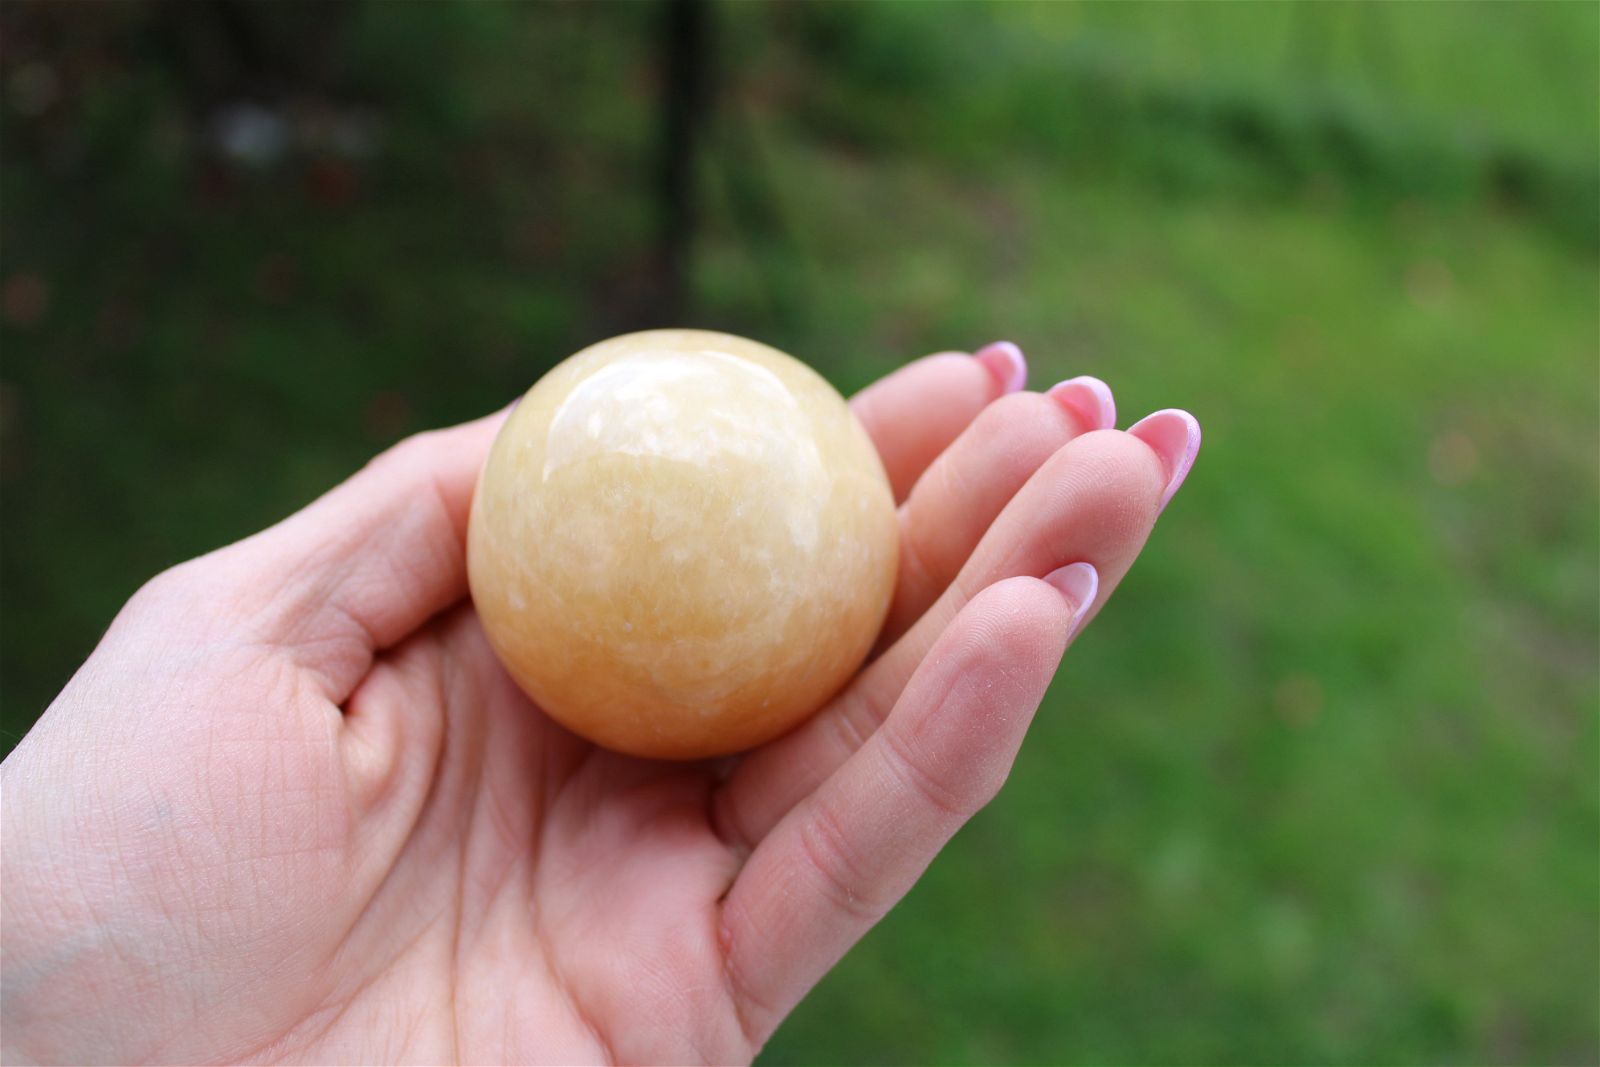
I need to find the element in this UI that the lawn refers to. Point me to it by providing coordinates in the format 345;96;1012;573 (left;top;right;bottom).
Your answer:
738;158;1598;1065
2;3;1595;1063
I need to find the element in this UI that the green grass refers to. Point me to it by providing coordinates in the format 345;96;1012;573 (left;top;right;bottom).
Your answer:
722;153;1598;1065
2;3;1596;1063
994;2;1599;161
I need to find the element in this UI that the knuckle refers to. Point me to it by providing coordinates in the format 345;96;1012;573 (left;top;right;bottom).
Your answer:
880;724;975;821
894;507;939;592
797;799;889;923
830;676;890;753
131;558;207;606
369;429;441;476
116;556;226;637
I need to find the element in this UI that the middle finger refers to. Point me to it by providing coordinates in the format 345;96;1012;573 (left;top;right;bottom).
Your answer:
880;377;1115;644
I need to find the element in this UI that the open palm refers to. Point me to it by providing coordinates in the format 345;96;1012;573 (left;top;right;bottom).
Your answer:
1;347;1197;1065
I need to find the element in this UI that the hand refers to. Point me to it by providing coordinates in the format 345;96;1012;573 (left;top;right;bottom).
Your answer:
0;345;1198;1065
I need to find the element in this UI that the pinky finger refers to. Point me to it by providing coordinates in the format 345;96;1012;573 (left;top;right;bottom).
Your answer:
717;568;1096;1049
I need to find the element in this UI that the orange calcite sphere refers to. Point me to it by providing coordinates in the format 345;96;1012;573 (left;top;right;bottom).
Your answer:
467;330;898;759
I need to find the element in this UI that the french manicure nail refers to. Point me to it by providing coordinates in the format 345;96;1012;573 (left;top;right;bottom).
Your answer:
1043;561;1099;637
1127;408;1202;511
974;341;1027;394
1047;375;1117;431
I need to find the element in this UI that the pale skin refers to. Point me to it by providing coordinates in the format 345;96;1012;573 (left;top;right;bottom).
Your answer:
0;346;1199;1065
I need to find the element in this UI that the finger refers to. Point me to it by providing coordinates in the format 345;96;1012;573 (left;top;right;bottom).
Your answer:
715;418;1198;851
849;343;1026;503
882;378;1114;644
719;575;1084;1045
1128;408;1203;512
209;406;511;701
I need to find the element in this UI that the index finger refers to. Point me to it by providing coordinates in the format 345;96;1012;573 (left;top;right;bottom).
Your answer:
718;575;1078;1047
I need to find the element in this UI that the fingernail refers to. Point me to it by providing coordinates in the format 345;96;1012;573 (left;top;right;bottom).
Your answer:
1127;408;1202;511
1046;375;1116;430
1043;561;1099;637
974;341;1027;394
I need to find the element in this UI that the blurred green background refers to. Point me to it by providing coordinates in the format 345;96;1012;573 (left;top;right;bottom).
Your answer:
2;3;1596;1063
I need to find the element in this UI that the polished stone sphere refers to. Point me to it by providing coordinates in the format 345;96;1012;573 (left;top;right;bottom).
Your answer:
467;329;899;759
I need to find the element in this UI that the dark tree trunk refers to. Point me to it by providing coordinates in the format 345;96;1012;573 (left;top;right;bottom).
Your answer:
654;0;711;323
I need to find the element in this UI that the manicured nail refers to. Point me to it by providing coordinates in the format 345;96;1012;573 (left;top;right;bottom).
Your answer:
1047;375;1116;430
1127;408;1202;511
974;341;1027;394
1043;561;1099;637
